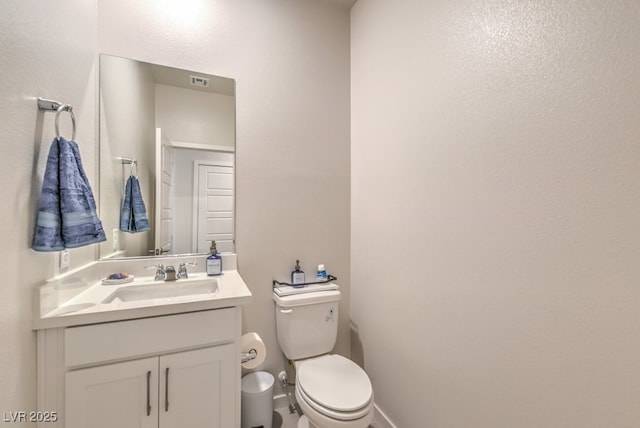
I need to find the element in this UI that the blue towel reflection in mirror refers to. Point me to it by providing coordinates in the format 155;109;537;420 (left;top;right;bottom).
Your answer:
120;175;150;233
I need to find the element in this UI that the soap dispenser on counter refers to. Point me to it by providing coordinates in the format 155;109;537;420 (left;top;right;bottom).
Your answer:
206;241;222;276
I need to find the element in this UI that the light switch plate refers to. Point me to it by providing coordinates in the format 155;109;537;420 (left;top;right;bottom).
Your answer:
59;250;70;269
112;229;120;252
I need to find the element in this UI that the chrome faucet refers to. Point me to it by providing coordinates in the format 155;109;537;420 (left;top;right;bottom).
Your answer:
146;262;196;281
164;265;177;281
146;264;166;281
177;262;197;279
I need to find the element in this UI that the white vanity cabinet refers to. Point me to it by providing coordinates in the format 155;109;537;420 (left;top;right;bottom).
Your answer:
65;357;158;428
37;308;241;428
66;345;235;428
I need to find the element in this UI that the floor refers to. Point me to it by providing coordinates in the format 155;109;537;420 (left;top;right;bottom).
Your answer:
272;405;382;428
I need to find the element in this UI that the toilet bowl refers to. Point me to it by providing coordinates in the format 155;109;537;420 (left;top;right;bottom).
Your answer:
272;285;375;428
294;355;374;428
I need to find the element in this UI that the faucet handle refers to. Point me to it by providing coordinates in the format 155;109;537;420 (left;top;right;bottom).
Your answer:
145;263;165;272
177;262;197;279
145;263;164;269
145;264;166;281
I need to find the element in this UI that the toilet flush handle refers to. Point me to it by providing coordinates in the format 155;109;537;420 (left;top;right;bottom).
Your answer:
280;309;293;314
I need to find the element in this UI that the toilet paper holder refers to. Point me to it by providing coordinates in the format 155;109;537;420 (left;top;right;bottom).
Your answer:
240;332;266;369
240;349;257;364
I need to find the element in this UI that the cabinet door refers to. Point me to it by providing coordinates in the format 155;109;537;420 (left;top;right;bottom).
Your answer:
159;344;236;428
65;357;158;428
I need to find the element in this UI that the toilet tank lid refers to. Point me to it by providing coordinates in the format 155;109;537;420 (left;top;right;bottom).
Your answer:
273;289;341;307
273;282;339;297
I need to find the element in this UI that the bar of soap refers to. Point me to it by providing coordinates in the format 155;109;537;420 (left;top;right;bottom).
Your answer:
107;272;129;280
102;273;134;285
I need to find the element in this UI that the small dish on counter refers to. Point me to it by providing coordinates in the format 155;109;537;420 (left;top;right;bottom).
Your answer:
101;274;135;285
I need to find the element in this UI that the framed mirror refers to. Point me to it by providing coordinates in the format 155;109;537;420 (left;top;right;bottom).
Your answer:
98;54;236;259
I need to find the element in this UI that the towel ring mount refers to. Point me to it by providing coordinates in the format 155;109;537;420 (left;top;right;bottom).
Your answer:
37;97;77;141
120;157;138;176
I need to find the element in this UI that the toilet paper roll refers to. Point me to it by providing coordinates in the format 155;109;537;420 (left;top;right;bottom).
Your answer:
241;332;267;369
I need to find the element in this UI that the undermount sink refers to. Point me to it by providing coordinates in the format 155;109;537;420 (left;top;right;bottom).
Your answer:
103;278;219;303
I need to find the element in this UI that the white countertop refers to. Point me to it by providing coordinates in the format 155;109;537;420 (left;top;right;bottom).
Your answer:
33;254;252;330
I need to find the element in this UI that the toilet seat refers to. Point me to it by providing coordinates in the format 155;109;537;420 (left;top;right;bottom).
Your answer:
296;355;373;421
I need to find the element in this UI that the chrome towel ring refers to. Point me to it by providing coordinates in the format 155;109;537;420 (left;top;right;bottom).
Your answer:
55;104;76;141
37;97;77;141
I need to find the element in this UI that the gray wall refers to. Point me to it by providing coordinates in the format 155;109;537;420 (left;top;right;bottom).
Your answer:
351;1;640;426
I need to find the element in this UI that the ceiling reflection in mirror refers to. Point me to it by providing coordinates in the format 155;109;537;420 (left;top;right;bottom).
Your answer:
99;54;236;260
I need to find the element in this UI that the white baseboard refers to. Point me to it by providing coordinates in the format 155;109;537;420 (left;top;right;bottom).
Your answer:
373;403;397;428
274;394;397;428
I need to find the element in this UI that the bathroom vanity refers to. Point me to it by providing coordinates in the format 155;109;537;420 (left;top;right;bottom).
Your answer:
33;254;252;428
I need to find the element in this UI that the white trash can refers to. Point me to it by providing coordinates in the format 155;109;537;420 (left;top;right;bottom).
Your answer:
241;371;275;428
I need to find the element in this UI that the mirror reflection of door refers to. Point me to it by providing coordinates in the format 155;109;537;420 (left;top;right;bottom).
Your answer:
193;161;234;254
154;128;174;256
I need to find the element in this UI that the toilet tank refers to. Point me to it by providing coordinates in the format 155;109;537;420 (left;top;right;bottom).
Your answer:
273;289;340;361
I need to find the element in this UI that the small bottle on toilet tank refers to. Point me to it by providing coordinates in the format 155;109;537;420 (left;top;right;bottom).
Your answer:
315;264;327;281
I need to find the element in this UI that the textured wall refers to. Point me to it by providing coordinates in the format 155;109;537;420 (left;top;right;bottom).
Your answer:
0;0;97;415
351;1;640;427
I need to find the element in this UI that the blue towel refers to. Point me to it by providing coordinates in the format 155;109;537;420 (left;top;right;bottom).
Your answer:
33;137;107;251
120;175;150;233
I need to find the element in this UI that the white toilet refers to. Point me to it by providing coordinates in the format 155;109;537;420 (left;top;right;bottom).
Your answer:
273;285;374;428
